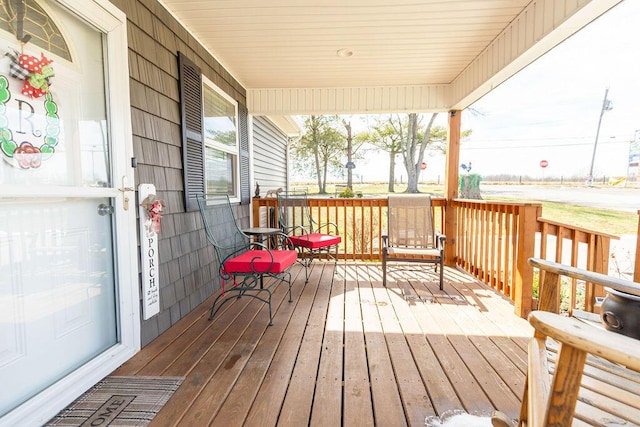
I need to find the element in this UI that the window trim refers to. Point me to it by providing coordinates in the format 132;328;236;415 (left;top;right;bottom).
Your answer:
202;75;240;203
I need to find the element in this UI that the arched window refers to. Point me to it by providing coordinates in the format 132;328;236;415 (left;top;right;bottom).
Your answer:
0;0;71;61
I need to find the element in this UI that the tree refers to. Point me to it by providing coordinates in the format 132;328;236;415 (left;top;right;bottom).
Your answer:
368;113;470;193
363;116;405;192
291;115;344;194
403;113;438;192
367;113;444;193
342;119;369;190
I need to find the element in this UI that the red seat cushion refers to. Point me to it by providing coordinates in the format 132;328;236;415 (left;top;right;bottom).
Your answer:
289;233;341;250
224;249;297;274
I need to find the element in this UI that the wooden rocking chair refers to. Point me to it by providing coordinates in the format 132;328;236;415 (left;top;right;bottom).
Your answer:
492;258;640;426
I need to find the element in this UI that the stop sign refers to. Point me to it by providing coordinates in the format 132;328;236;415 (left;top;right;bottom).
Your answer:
421;162;427;170
540;160;549;168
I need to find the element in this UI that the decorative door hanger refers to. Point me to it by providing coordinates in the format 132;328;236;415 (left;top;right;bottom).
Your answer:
0;0;61;170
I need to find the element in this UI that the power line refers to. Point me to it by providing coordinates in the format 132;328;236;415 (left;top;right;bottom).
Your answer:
462;139;628;150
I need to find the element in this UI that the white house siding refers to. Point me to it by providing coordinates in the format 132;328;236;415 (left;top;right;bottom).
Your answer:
253;116;288;194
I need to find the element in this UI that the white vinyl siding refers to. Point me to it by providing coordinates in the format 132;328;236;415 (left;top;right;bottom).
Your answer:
253;116;288;193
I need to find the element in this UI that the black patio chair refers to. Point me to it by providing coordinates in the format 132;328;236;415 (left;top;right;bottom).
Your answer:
276;191;341;282
197;195;297;325
382;194;445;289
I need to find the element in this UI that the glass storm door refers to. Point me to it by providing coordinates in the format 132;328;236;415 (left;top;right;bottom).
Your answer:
0;0;137;421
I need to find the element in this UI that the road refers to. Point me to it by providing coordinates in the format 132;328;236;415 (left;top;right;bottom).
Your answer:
481;184;640;213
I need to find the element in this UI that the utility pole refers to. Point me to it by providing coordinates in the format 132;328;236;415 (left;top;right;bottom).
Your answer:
588;87;613;182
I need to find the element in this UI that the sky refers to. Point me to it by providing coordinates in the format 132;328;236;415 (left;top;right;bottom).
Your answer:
353;0;640;183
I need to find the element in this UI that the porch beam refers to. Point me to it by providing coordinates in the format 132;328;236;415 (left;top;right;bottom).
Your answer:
247;85;450;115
444;110;461;267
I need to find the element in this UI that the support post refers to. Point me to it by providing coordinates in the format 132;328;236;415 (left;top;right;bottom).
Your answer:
252;198;260;227
444;110;461;266
514;204;538;317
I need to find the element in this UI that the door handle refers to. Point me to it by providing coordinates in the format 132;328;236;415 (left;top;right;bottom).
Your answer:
119;186;134;210
119;176;135;210
97;203;115;216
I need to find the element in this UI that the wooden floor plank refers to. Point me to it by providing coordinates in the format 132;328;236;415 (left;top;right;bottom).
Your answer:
447;269;532;341
112;293;215;375
276;263;334;427
396;269;495;416
208;268;307;427
360;266;408;427
175;276;295;426
343;265;375;427
242;264;325;427
112;263;543;427
309;262;345;427
449;281;530;374
141;296;253;376
371;278;435;426
434;281;527;399
418;276;521;419
150;276;292;426
386;276;463;416
159;291;258;377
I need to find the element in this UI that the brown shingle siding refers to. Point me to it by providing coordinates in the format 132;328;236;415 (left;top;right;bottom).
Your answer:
109;0;249;346
158;93;180;123
140;137;159;165
152;166;167;190
166;145;182;168
163;191;183;214
133;3;154;36
143;85;162;116
128;49;140;80
164;165;183;191
132;135;145;163
151;16;177;52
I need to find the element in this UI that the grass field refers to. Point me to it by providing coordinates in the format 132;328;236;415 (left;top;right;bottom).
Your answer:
294;182;638;236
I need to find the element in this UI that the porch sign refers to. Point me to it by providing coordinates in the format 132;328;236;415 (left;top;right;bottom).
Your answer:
139;183;160;319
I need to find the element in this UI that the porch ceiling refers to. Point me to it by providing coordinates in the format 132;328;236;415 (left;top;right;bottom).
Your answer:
159;0;622;115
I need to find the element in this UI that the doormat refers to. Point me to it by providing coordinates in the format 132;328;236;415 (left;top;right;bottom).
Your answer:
45;376;184;426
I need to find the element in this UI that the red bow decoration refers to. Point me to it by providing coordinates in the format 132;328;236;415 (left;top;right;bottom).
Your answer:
148;200;164;233
5;50;55;98
140;195;165;234
19;52;54;98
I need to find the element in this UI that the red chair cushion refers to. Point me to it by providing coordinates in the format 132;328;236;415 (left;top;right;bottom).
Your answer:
289;233;342;250
224;249;297;274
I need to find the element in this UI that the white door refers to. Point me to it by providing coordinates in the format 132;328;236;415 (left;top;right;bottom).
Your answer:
0;1;138;424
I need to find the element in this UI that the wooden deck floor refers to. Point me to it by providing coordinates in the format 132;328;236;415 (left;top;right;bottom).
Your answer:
113;262;533;426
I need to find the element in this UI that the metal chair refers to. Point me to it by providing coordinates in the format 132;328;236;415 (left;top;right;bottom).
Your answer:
197;195;297;325
276;191;341;282
382;194;445;289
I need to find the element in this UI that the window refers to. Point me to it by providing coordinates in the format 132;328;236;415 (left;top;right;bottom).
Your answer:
179;52;249;211
202;77;239;200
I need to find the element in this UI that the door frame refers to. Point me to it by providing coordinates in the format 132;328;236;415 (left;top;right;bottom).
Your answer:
0;1;140;425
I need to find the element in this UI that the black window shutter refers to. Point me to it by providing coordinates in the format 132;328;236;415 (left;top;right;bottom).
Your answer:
238;105;250;205
178;52;204;212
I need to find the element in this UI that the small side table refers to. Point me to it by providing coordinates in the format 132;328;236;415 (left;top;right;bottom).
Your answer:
242;227;282;248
